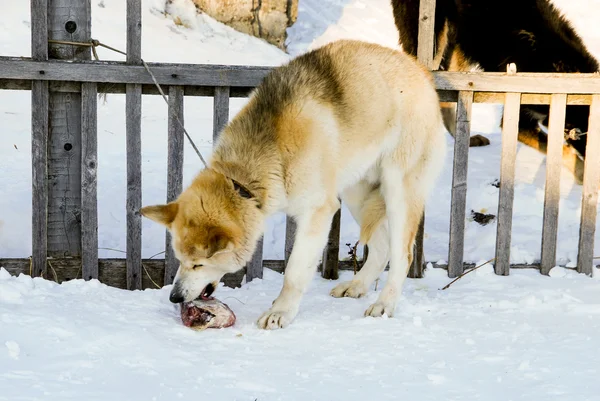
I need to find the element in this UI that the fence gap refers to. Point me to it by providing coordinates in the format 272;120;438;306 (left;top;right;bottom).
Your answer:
540;93;567;275
577;95;600;276
126;0;142;290
448;90;473;277
494;92;522;275
322;206;341;280
164;85;184;285
81;82;99;280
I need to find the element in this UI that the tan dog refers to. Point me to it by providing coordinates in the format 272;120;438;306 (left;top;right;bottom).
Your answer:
140;40;446;330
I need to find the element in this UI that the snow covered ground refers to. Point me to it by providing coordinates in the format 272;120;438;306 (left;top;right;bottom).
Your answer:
2;266;600;400
3;0;600;400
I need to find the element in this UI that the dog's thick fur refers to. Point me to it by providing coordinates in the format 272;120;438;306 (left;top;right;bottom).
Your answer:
391;0;600;183
140;40;446;329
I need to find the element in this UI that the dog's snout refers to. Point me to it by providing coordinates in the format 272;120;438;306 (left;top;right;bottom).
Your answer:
169;291;184;304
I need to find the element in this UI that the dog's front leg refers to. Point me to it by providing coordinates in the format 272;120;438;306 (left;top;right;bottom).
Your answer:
257;200;339;330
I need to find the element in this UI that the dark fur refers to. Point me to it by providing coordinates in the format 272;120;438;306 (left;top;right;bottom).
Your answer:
391;0;599;158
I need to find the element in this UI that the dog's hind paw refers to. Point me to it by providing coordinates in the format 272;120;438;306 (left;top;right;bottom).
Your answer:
364;301;395;318
330;280;367;298
257;309;294;330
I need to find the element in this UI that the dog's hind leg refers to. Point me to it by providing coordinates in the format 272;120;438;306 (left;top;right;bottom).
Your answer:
257;198;340;330
331;182;390;299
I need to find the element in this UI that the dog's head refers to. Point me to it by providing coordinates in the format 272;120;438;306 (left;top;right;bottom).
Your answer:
140;168;263;303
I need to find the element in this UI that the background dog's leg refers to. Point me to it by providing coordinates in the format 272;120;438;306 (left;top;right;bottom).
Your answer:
331;182;390;298
364;166;422;318
441;101;489;147
257;199;339;330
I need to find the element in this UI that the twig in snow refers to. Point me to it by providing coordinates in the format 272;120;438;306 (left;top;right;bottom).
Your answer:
440;257;495;290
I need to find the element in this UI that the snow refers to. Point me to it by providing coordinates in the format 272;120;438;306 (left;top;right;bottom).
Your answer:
2;266;600;400
2;0;600;398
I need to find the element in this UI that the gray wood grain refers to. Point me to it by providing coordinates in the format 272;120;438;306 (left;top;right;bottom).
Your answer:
246;237;264;282
408;214;425;278
322;208;341;280
46;0;92;259
448;91;473;278
127;0;142;64
213;86;230;142
164;86;185;285
284;216;296;269
30;0;49;277
540;93;567;275
5;58;600;93
81;82;98;280
416;0;436;68
31;81;49;278
126;83;142;290
577;95;600;276
494;92;522;276
31;0;48;61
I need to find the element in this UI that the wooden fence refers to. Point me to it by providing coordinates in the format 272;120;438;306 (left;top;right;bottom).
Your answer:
1;0;599;290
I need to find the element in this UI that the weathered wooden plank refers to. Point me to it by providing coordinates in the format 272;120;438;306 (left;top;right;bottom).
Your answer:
126;83;142;290
494;92;522;275
540;94;567;275
126;0;143;290
81;82;98;280
213;86;230;142
438;91;592;106
45;0;92;259
448;91;473;278
408;214;425;278
31;0;48;61
164;86;185;285
577;95;600;276
416;0;436;69
30;0;49;278
31;81;49;278
322;208;341;280
246;237;264;282
4;58;600;93
284;216;296;269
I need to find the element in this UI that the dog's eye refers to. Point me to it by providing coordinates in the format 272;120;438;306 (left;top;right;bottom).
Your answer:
193;264;203;269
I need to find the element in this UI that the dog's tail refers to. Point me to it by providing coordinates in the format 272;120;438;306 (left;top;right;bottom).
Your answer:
359;188;386;245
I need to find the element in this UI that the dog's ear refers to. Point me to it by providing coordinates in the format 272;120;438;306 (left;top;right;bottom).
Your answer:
139;202;178;227
206;226;237;258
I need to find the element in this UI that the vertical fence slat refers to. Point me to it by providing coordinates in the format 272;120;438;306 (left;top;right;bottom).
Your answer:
577;95;600;276
284;216;296;270
416;0;436;69
164;86;184;285
81;82;98;280
448;91;473;277
213;86;230;142
322;207;341;280
541;93;567;275
126;0;142;290
30;0;48;277
494;92;521;275
246;237;264;282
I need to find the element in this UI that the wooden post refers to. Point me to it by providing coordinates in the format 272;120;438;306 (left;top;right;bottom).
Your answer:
164;86;185;285
540;94;567;275
577;95;600;276
126;0;142;290
284;216;296;269
322;207;341;280
31;0;49;278
46;0;92;260
81;82;98;280
213;86;230;142
447;90;473;277
246;238;264;282
494;92;521;275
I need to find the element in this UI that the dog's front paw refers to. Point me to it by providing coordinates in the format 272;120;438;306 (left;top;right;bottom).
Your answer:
364;301;395;318
330;280;367;298
257;309;296;330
